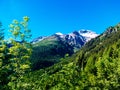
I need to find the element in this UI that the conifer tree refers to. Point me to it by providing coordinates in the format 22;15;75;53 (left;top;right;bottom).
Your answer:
0;22;4;40
0;22;9;89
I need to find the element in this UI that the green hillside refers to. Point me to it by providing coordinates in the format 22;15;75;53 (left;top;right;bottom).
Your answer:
31;35;74;70
17;23;120;90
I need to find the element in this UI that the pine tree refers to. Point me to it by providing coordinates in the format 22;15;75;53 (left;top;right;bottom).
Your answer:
0;22;4;40
0;22;10;90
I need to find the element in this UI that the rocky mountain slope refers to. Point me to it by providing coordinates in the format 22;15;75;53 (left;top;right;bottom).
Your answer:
32;30;98;51
30;30;98;70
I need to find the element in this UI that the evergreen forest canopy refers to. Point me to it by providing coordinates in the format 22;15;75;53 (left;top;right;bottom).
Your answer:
30;35;74;71
1;17;120;90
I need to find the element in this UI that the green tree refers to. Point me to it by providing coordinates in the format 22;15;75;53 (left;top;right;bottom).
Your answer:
0;22;9;90
0;17;32;90
7;16;32;89
0;22;4;40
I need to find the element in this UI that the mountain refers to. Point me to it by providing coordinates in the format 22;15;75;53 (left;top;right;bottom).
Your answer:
20;23;120;89
30;30;98;70
31;36;47;44
63;30;98;51
78;30;98;41
32;30;98;44
32;30;98;51
31;34;74;70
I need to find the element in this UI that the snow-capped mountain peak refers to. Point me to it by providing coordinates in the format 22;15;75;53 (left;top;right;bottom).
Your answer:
31;30;99;49
31;36;47;44
55;32;65;38
78;30;99;41
55;32;63;36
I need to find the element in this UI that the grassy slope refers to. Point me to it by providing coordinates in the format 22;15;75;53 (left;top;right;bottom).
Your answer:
20;24;120;89
30;36;74;70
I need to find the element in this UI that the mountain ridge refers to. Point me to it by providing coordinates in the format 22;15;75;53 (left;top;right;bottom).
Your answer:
30;29;98;70
32;30;98;43
31;29;98;50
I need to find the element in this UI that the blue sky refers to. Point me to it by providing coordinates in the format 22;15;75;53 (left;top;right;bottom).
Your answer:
0;0;120;39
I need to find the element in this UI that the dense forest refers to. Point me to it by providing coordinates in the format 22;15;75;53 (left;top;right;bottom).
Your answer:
31;35;74;70
21;23;120;90
1;17;120;90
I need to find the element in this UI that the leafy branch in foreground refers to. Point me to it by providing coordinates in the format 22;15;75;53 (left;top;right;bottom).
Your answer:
0;16;32;90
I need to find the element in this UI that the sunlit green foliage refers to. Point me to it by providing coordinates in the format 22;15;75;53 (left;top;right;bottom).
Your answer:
0;22;9;90
31;37;74;70
8;16;32;90
0;16;32;90
1;18;120;89
18;23;120;89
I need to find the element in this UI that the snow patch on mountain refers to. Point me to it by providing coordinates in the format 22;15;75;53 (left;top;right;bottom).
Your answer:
78;30;99;41
55;32;63;36
55;32;65;38
31;30;99;47
31;36;47;44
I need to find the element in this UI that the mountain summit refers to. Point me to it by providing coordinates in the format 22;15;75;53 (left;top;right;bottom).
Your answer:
65;30;98;50
78;30;98;41
32;30;98;50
